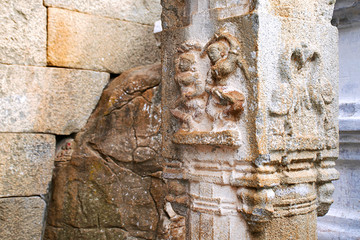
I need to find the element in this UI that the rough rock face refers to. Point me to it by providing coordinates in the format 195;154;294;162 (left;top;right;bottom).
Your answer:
45;63;168;239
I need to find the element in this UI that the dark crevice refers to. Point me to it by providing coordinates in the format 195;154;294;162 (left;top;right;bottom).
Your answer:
0;194;42;199
55;133;76;146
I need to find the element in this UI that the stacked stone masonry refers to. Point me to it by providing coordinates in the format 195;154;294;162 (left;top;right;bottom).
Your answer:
0;0;344;239
0;0;47;66
0;0;162;239
0;64;109;134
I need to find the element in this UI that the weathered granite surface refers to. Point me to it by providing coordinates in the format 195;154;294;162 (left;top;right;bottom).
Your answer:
47;8;160;74
45;64;175;239
0;0;46;66
0;64;109;134
0;133;55;197
44;0;161;25
0;197;46;240
161;1;339;239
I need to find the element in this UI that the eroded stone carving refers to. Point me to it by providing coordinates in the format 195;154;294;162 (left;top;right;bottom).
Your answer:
234;44;339;233
205;33;247;131
171;42;209;133
45;64;167;240
269;44;337;151
161;0;339;238
171;33;247;146
54;138;75;166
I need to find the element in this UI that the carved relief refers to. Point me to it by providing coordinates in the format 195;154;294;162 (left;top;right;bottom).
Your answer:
171;33;248;146
204;33;247;131
232;44;339;232
54;138;75;166
171;42;209;133
269;44;337;151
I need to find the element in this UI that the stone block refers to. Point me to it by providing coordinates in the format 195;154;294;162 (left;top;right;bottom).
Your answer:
44;0;161;25
0;134;55;197
0;64;109;134
0;197;46;240
47;8;160;74
0;0;46;66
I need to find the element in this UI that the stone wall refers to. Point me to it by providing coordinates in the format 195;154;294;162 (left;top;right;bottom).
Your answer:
0;0;161;239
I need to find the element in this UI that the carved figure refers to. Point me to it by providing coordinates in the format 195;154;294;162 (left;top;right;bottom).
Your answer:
205;32;250;83
171;33;248;145
55;138;75;166
204;33;247;130
171;42;209;132
269;44;336;150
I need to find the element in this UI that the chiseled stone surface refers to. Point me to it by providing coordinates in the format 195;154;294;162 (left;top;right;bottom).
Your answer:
161;1;339;239
0;0;46;66
0;197;46;240
0;64;109;134
0;133;55;197
47;8;160;74
44;0;161;25
45;64;172;239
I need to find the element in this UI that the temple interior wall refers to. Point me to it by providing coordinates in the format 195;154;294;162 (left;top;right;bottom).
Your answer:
0;0;161;239
0;0;358;239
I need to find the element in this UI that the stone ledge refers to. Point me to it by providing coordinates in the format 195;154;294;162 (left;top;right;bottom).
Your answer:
47;8;160;74
318;214;360;240
332;1;360;28
0;133;55;197
172;130;241;147
0;64;109;134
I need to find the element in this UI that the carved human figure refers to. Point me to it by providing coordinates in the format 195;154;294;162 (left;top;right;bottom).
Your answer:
269;44;336;147
171;42;209;132
204;33;247;130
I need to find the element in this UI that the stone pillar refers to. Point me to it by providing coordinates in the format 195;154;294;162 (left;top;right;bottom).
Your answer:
161;0;339;239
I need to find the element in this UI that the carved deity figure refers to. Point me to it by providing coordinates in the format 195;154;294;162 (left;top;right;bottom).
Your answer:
269;44;336;150
171;33;248;145
171;42;210;132
204;32;247;131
